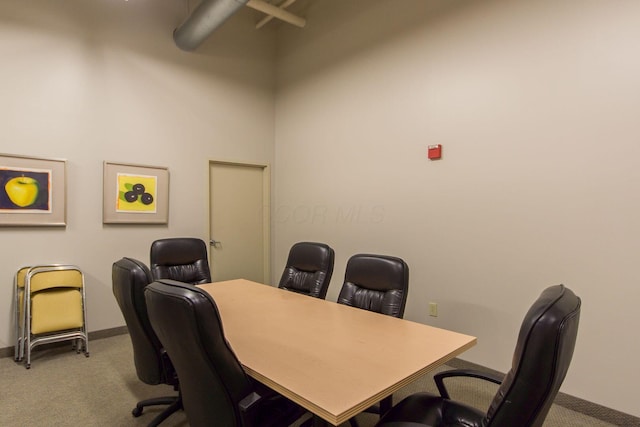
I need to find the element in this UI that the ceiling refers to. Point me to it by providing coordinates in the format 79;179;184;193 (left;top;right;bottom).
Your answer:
175;0;312;51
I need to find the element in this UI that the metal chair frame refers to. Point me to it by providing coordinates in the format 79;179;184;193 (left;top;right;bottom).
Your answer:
14;264;57;361
15;264;90;369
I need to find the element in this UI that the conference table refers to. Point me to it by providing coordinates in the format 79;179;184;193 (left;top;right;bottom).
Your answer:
198;279;477;426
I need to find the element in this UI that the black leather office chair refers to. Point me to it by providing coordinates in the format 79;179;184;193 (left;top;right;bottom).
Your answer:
338;253;409;318
150;238;211;285
374;284;581;427
144;279;305;427
278;242;335;299
112;258;182;427
337;253;409;424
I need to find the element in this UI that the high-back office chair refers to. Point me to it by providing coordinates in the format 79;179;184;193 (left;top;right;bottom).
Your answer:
144;279;305;427
374;284;581;427
278;242;335;299
16;264;89;369
338;253;409;318
337;253;409;424
112;258;182;426
150;238;211;285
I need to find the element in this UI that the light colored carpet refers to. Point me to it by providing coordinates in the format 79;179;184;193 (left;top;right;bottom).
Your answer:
0;334;623;426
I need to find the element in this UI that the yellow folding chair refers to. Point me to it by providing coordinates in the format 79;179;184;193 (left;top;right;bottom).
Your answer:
16;265;90;369
13;265;55;361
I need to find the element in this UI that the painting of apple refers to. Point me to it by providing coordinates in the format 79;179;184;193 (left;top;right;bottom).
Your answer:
4;176;40;207
0;168;51;212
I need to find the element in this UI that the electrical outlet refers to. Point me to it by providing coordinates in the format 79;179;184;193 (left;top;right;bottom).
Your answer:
429;302;438;317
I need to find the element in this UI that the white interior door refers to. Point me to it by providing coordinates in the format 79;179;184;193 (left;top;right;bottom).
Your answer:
209;161;270;283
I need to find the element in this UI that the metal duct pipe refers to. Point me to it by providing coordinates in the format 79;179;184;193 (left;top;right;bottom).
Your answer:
174;0;249;52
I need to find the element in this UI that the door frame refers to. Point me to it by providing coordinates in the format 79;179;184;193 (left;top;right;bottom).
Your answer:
208;160;271;284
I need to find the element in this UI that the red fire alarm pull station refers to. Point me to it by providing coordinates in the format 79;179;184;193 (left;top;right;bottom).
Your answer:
428;144;442;160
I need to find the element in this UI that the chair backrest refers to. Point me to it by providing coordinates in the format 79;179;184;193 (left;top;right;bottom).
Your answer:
485;284;581;427
144;279;254;427
16;266;30;290
112;257;176;386
16;264;83;318
278;242;335;299
27;266;84;293
26;265;86;335
150;238;211;285
337;254;409;318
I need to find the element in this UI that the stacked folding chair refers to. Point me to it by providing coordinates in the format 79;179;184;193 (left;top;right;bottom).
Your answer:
14;264;90;369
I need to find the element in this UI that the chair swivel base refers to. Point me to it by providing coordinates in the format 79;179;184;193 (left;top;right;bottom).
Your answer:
132;395;182;427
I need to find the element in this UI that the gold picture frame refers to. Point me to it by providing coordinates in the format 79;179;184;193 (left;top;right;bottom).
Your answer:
103;161;169;224
0;153;67;227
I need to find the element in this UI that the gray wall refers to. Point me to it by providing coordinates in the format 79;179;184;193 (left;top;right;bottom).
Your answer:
274;0;640;417
0;0;276;344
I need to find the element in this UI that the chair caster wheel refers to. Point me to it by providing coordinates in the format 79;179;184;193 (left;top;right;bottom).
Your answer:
84;352;90;358
26;364;31;369
132;407;143;417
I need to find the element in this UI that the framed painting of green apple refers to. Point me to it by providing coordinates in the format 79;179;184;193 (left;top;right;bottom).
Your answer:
103;161;169;224
0;153;66;226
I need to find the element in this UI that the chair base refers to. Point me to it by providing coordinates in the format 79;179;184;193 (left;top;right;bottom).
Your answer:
133;394;182;427
21;331;89;369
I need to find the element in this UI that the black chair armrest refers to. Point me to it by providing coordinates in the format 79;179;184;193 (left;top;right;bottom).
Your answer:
239;387;305;427
159;348;179;389
238;382;284;426
434;369;504;400
239;391;263;427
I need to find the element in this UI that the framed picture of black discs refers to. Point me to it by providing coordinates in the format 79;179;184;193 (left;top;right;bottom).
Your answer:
103;161;169;224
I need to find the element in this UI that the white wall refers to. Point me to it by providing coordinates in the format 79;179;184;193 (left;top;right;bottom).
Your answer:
0;0;276;345
274;0;640;417
3;0;639;418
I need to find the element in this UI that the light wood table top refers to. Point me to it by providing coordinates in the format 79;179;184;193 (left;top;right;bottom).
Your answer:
198;279;476;426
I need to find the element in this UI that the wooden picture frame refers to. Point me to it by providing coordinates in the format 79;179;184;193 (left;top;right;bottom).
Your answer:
0;153;67;227
103;161;169;224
